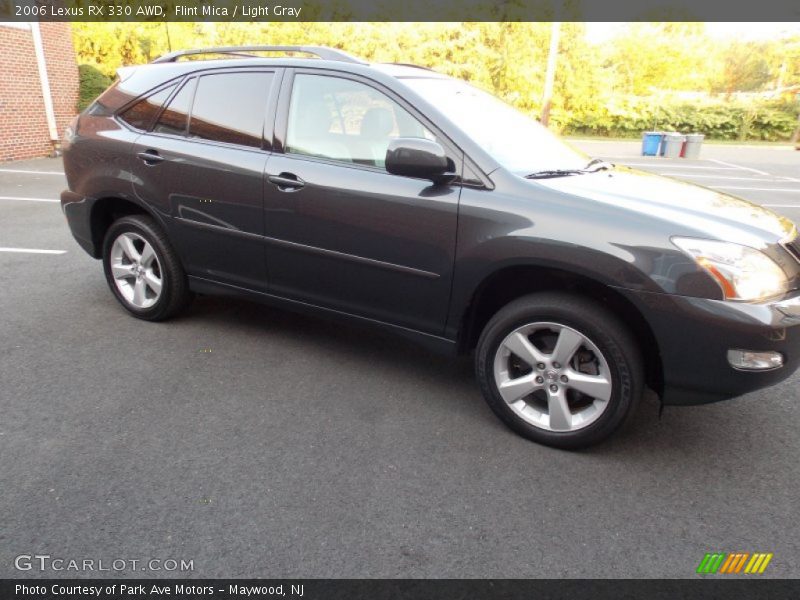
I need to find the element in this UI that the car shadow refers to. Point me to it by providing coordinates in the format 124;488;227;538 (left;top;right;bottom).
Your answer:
185;293;475;386
182;294;793;462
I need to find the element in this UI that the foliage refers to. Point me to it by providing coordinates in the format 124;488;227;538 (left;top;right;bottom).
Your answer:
77;64;113;112
710;41;772;95
70;23;800;141
604;23;713;95
561;96;798;141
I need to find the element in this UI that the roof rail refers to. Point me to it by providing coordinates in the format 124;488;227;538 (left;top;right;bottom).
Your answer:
387;63;437;72
152;45;366;65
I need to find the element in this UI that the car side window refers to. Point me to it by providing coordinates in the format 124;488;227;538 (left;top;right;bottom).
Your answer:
118;84;176;131
286;73;436;169
188;72;273;148
153;79;195;136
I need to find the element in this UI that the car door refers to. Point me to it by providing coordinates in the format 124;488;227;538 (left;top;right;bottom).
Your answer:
129;68;281;292
263;70;462;335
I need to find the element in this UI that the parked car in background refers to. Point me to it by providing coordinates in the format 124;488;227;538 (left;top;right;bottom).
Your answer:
61;46;800;448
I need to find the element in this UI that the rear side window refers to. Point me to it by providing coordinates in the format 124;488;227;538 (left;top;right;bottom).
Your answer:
118;84;176;130
188;72;273;148
153;79;195;136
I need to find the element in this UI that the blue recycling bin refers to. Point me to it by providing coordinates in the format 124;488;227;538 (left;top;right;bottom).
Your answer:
641;132;663;156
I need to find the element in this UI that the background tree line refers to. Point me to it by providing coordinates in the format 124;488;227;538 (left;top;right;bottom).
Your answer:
73;22;800;141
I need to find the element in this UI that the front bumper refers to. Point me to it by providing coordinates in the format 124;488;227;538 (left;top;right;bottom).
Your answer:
618;287;800;405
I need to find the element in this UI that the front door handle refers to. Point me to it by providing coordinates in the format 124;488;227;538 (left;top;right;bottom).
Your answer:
137;150;166;165
268;173;305;191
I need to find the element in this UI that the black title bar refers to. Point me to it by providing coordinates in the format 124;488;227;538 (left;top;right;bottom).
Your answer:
3;579;800;600
1;0;800;22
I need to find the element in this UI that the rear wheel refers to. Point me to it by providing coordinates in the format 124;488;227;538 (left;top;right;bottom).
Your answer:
102;215;193;321
475;292;643;449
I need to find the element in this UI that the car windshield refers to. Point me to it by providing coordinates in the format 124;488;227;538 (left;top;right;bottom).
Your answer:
402;77;589;175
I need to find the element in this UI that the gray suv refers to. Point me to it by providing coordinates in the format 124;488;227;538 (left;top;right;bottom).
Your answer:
61;46;800;448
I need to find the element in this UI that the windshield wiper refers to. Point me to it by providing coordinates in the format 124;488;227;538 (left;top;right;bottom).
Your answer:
584;158;614;172
524;169;586;179
524;159;615;180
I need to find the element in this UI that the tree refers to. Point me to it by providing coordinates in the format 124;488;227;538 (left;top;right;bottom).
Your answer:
710;41;772;96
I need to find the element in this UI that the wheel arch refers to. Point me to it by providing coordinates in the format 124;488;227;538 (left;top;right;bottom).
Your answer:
458;263;664;397
88;196;165;258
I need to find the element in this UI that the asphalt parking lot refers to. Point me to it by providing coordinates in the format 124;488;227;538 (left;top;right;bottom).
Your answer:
1;142;799;579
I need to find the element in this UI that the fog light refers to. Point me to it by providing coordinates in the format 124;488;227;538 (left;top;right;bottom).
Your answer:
727;349;784;371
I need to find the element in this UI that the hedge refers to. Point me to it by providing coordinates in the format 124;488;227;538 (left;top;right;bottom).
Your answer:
552;96;799;141
77;64;113;112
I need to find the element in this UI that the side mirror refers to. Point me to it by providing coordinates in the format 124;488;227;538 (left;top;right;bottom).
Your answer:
385;138;456;184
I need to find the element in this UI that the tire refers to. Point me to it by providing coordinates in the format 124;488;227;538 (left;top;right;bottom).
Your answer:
475;292;643;449
102;215;193;321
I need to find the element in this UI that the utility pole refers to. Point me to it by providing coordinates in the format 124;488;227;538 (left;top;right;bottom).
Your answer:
540;21;560;127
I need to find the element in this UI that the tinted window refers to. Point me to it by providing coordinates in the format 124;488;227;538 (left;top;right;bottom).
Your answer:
188;72;272;148
118;84;175;130
153;79;195;136
286;74;435;169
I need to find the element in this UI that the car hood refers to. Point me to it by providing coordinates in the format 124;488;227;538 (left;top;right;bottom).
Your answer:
533;166;796;248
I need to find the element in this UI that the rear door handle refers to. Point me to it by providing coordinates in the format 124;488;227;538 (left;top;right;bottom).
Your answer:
137;150;166;165
268;173;305;191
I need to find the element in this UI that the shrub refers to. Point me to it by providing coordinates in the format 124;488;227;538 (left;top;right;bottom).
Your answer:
558;95;798;141
77;64;113;112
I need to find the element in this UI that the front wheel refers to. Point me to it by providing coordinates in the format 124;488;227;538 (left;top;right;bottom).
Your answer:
475;293;644;449
102;215;193;321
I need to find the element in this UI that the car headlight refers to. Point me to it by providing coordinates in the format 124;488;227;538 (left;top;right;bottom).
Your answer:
672;237;789;302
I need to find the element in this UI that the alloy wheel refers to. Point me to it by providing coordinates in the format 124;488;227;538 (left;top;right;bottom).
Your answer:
492;322;613;432
109;232;163;309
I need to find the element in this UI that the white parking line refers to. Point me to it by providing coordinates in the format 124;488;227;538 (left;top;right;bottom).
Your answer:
0;169;64;176
710;186;800;193
0;196;59;203
708;159;770;176
620;162;738;170
0;247;66;254
656;174;778;181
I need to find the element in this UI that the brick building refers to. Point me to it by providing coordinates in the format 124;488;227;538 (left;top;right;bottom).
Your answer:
0;23;79;161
